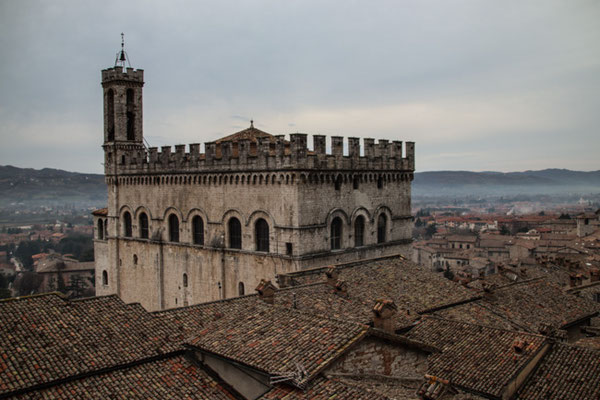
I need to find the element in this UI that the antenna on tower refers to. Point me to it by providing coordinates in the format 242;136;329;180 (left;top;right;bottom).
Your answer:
114;33;132;68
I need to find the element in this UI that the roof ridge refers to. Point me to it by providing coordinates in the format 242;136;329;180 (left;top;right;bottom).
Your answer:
0;291;66;304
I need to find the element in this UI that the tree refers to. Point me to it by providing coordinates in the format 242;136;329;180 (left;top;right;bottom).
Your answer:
500;225;510;235
538;211;546;216
65;274;87;299
425;224;437;238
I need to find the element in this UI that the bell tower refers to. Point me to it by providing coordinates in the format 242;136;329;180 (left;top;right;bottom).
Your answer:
101;34;145;175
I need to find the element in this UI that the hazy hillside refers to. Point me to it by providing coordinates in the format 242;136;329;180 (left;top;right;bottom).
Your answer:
0;166;106;207
414;169;600;197
1;165;599;207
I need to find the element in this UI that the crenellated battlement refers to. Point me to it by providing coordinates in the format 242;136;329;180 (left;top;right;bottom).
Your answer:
111;134;415;175
101;66;144;84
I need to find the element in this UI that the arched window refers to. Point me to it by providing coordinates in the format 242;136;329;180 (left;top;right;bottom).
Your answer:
97;219;104;240
228;217;242;249
126;89;135;140
377;214;387;244
255;218;269;252
238;282;245;295
139;212;149;239
133;254;138;265
192;216;204;245
354;216;365;247
106;89;115;141
104;219;108;238
334;175;342;191
183;273;188;288
123;212;132;237
331;217;342;250
168;214;180;242
102;270;108;286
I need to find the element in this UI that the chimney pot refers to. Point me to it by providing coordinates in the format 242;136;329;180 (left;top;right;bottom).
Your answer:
255;279;277;304
372;299;397;333
326;266;339;287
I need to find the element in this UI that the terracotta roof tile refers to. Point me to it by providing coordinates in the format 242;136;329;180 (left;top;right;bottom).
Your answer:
406;317;547;398
517;343;600;399
8;355;236;400
0;294;180;397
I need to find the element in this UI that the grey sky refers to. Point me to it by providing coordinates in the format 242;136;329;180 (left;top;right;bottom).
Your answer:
0;0;598;173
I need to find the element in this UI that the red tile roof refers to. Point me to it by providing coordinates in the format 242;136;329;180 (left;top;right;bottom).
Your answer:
517;343;600;399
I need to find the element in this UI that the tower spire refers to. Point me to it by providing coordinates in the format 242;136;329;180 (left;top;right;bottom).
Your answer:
114;33;132;68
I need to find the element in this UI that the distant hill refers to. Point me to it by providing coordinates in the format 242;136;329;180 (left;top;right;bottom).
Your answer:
0;165;106;207
1;166;599;207
414;169;600;197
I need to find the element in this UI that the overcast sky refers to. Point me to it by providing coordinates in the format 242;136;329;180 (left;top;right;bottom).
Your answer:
0;0;598;173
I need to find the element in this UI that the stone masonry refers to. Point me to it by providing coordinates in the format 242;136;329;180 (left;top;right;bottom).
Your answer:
93;58;415;311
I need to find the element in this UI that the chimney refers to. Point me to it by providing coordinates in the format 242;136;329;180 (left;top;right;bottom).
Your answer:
590;268;600;282
326;266;339;287
481;282;498;301
255;279;277;304
335;279;348;298
372;299;397;334
512;338;528;354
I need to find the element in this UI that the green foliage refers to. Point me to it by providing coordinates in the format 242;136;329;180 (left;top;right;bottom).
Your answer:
15;240;42;270
425;224;437;238
500;225;510;235
559;213;571;219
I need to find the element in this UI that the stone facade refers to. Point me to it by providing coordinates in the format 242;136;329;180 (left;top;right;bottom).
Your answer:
94;61;415;311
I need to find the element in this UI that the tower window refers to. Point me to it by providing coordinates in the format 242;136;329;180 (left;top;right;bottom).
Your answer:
228;217;242;249
133;254;138;265
286;242;293;255
106;89;115;141
354;216;365;247
102;270;108;286
192;216;204;245
353;176;360;190
377;214;387;244
97;219;104;240
183;273;188;288
331;217;342;250
139;212;149;239
104;219;108;238
126;89;135;140
238;282;245;295
168;214;180;242
255;218;270;252
123;212;132;237
377;176;383;189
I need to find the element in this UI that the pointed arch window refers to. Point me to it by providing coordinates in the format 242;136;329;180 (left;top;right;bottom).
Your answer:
238;282;245;295
377;214;387;244
228;218;242;249
183;273;188;288
255;218;269;252
192;216;204;245
354;216;365;247
123;212;132;237
331;217;342;250
139;212;149;239
102;270;108;286
168;214;180;242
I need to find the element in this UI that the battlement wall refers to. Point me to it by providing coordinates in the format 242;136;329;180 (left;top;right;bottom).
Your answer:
112;135;415;175
101;66;144;83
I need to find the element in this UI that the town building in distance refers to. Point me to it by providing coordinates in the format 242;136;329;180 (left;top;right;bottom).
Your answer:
93;50;415;311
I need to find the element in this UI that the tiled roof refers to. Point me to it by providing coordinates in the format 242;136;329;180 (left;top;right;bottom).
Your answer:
517;343;600;400
185;300;368;388
215;123;274;143
432;301;520;331
259;376;393;400
0;294;180;397
155;295;369;388
273;282;416;331
479;278;600;332
279;256;479;316
406;317;547;398
91;208;107;216
8;355;237;400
